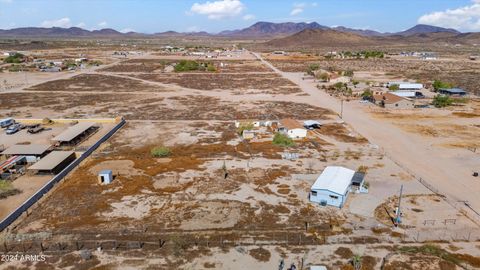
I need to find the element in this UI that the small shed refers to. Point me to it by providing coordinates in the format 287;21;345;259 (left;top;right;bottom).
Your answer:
98;170;113;184
310;166;355;208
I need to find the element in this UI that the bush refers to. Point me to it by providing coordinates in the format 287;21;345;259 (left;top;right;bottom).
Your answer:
174;60;200;72
361;89;373;100
4;53;24;63
151;146;171;157
388;84;399;91
432;95;453;108
272;132;294;147
237;122;254;135
432;80;452;91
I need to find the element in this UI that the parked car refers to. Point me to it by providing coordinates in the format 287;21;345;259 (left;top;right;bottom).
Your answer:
27;125;44;134
6;124;21;135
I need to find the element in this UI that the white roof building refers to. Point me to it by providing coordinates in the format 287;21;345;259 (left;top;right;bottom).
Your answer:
310;166;357;208
312;166;355;195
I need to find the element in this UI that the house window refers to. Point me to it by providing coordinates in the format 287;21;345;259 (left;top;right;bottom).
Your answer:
311;191;317;196
329;195;339;199
395;104;399;107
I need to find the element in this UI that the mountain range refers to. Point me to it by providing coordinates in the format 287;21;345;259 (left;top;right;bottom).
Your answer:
0;22;466;38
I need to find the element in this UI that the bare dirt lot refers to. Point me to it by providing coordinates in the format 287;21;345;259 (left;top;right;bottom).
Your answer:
132;73;302;94
25;73;169;92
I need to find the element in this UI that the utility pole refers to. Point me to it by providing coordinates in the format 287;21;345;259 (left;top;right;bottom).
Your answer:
395;185;403;226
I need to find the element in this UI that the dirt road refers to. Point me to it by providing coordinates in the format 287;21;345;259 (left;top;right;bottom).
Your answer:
254;52;480;219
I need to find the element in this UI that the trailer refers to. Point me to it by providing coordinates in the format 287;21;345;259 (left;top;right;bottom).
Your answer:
0;118;14;128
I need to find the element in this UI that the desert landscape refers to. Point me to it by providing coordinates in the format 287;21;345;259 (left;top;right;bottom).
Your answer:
0;1;480;269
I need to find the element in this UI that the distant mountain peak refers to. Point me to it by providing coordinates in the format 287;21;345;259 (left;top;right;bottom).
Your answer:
396;24;460;36
218;21;329;37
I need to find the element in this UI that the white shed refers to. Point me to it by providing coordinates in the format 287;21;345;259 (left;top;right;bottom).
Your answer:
310;166;355;208
279;119;307;139
98;170;113;184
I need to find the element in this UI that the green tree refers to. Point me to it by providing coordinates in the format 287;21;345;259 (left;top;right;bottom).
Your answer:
361;89;373;100
432;95;453;108
4;53;24;64
432;80;452;92
174;60;200;72
272;133;294;147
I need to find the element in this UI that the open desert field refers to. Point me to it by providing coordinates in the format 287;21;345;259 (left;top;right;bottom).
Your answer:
0;44;478;270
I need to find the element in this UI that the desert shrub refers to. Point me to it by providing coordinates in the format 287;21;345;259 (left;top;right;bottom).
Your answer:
150;146;171;157
432;80;452;91
388;84;399;91
4;53;24;63
432;95;453;108
237;122;254;135
174;60;200;72
273;132;294;147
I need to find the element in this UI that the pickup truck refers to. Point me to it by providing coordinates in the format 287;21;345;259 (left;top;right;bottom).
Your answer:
27;125;44;134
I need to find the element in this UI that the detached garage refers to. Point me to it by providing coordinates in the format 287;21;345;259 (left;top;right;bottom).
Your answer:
309;166;356;208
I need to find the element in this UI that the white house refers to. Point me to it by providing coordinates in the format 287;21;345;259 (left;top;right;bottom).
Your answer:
309;166;365;208
279;119;307;139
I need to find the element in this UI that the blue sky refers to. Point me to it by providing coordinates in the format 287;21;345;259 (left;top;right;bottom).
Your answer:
0;0;479;33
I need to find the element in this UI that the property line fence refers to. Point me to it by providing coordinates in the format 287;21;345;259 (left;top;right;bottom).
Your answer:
0;118;126;232
2;226;480;256
380;147;480;225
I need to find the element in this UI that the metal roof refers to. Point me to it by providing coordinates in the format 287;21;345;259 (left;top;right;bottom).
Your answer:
1;144;50;156
28;151;74;171
391;91;416;98
439;88;466;94
311;166;355;195
398;83;423;89
52;122;95;142
304;120;321;126
280;118;303;130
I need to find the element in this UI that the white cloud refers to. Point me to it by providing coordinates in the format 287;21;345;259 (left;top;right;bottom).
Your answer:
40;17;71;28
98;21;108;28
290;2;317;16
418;0;480;31
290;3;306;16
120;28;135;33
243;14;255;20
76;22;86;28
190;0;245;19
